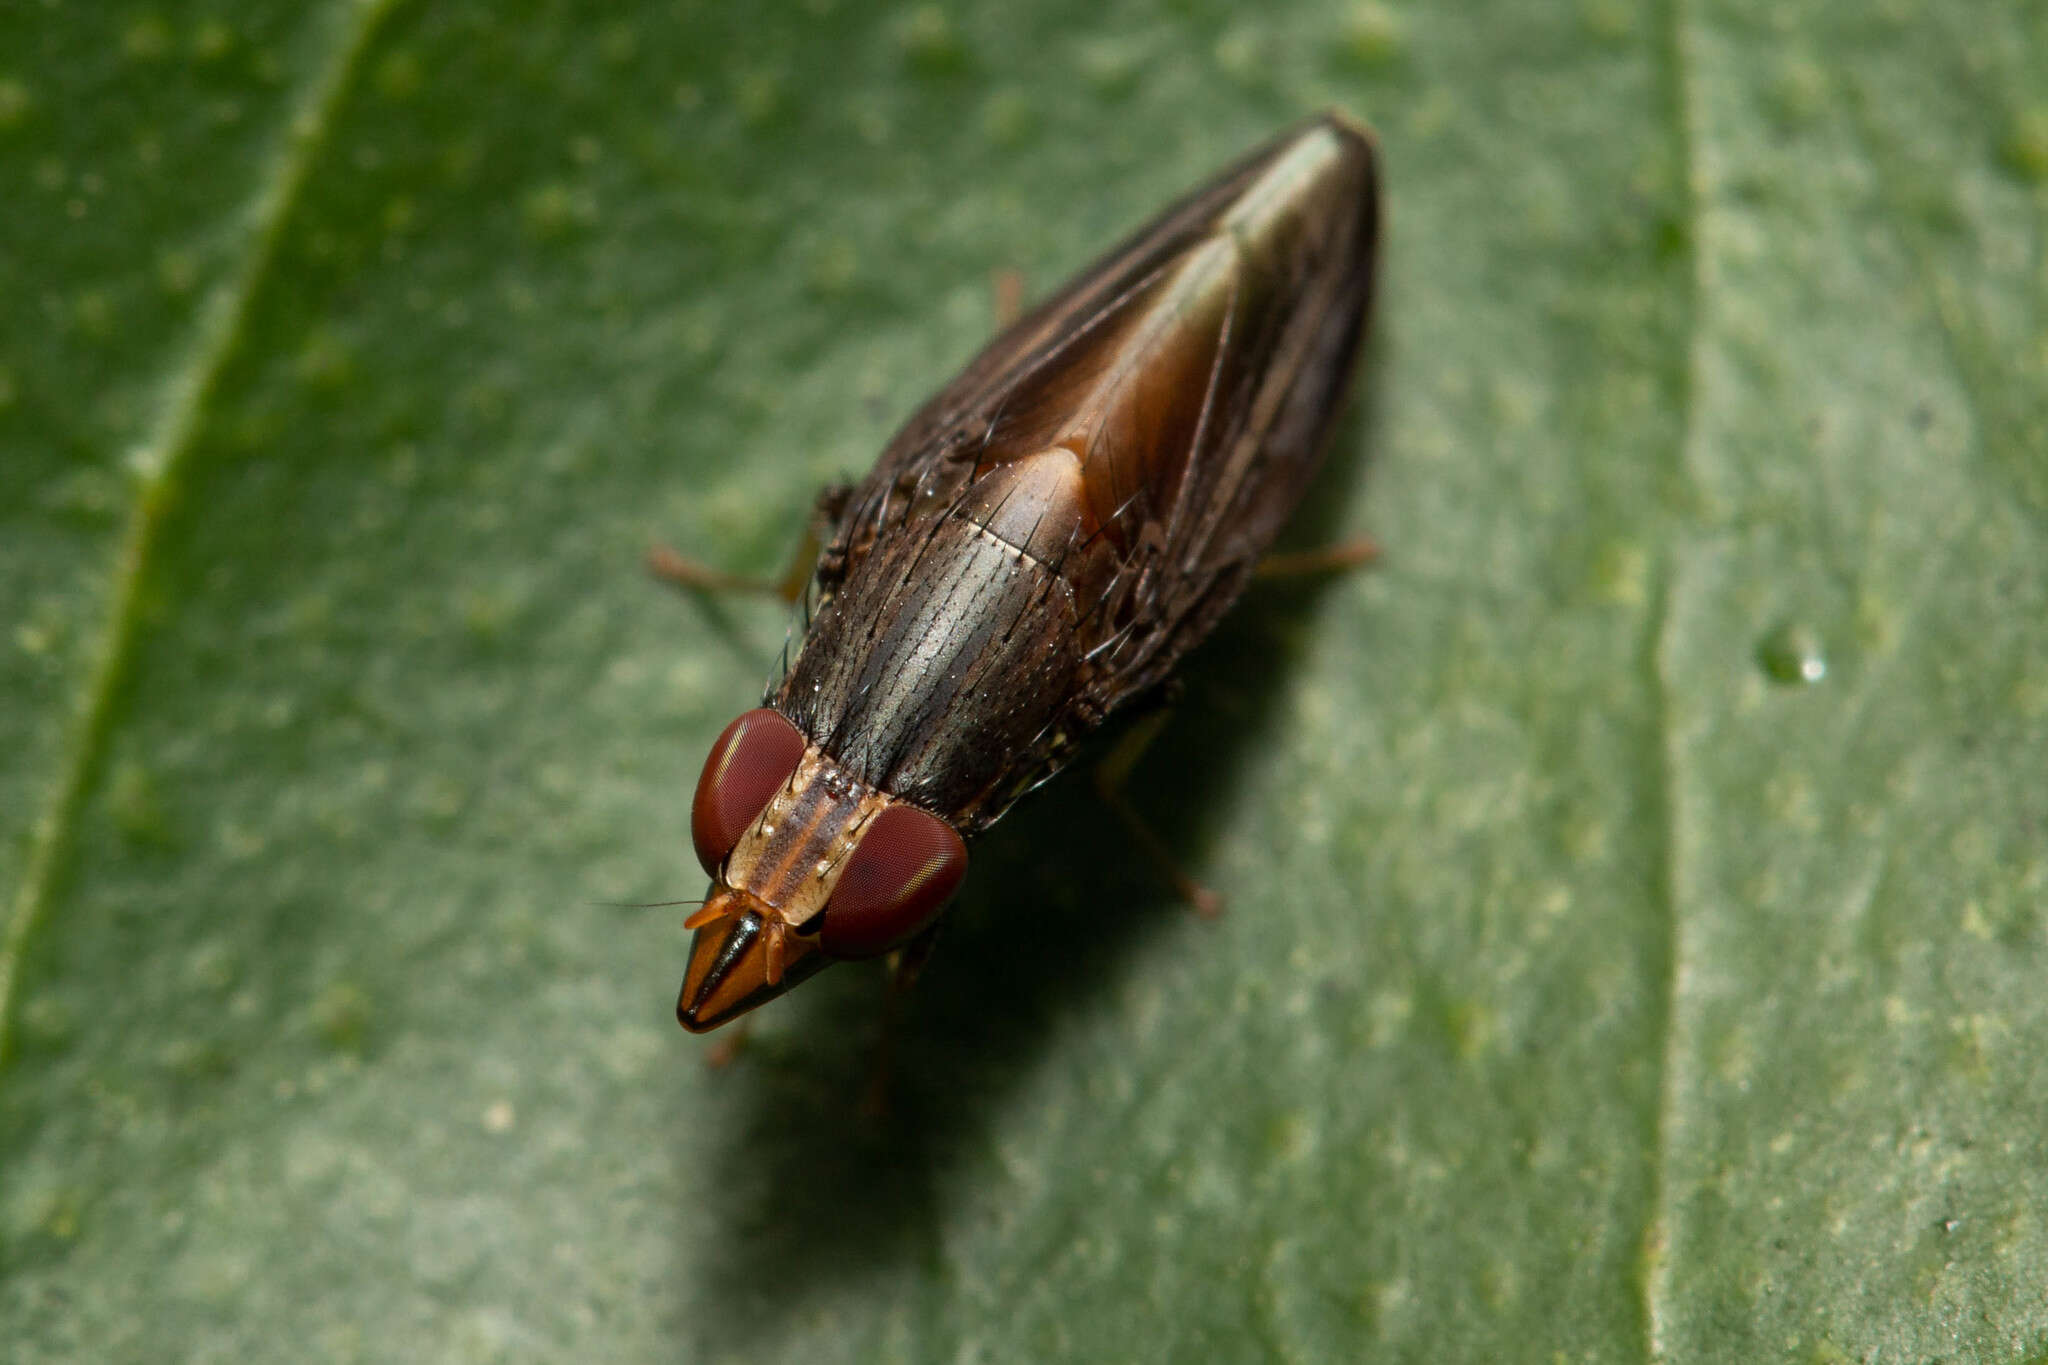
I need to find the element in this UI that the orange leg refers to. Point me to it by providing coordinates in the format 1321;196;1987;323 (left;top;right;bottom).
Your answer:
702;1021;751;1070
1253;536;1380;580
859;927;942;1118
647;484;850;605
1093;707;1223;919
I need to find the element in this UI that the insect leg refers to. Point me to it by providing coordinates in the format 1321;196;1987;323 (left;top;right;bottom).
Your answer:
859;924;944;1118
702;1020;751;1070
1092;698;1224;918
990;266;1027;329
646;482;853;605
1252;536;1380;580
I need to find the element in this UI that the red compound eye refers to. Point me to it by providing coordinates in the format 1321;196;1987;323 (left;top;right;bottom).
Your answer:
818;804;968;958
691;708;807;876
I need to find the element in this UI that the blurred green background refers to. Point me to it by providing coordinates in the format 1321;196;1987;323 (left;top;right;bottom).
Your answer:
3;1;2044;1360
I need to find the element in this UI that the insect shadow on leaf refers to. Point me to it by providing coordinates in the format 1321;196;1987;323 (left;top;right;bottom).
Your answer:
674;341;1386;1352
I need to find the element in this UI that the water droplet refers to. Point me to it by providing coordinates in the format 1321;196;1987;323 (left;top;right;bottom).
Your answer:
1757;622;1827;685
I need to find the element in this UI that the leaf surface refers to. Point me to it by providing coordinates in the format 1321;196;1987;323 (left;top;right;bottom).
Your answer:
3;2;2043;1360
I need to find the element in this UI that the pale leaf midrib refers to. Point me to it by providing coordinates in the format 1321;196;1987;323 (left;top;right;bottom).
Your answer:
0;0;398;1072
1643;0;1707;1356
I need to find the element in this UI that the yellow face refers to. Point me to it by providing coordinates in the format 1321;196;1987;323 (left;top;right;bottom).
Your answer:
679;710;966;1031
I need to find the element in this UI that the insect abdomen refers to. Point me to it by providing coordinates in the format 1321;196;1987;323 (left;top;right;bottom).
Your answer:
779;449;1094;824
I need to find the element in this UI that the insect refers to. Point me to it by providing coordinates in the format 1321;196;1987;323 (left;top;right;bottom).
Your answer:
673;112;1381;1031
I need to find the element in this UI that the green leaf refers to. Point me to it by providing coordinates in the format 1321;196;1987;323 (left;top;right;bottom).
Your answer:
4;1;2044;1360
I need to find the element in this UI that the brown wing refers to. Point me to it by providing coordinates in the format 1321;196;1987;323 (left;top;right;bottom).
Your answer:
980;116;1380;708
822;114;1378;649
796;113;1379;814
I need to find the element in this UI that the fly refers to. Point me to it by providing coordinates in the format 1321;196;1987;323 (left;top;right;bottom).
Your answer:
671;112;1381;1031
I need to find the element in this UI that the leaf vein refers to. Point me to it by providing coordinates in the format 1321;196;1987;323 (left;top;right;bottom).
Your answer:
0;0;400;1068
1642;0;1706;1355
